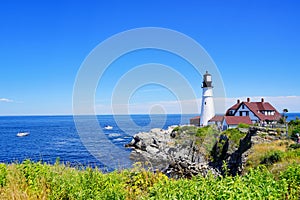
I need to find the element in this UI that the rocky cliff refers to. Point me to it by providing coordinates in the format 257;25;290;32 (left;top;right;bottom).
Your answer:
125;126;274;178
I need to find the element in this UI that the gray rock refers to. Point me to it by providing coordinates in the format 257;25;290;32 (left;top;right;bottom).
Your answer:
125;125;221;178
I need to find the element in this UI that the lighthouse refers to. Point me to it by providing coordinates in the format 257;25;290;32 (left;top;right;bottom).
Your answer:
200;71;215;126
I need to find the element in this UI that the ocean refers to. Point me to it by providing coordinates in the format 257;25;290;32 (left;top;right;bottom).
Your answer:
0;113;299;171
0;114;195;170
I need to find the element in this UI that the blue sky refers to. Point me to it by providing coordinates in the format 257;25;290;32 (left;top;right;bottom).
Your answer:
0;0;300;115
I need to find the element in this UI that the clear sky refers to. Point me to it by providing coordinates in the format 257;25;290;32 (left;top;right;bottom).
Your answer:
0;0;300;115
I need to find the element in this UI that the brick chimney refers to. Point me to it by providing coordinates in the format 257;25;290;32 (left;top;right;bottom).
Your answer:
247;97;250;102
237;99;240;104
261;98;264;103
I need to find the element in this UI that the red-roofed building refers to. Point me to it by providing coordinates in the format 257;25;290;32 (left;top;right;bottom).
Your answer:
208;115;224;128
190;116;200;126
222;116;252;130
226;98;281;125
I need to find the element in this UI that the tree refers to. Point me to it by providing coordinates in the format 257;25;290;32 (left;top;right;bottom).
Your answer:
279;109;289;124
282;109;289;136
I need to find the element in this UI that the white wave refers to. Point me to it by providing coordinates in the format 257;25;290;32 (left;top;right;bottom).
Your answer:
108;133;121;137
113;138;124;142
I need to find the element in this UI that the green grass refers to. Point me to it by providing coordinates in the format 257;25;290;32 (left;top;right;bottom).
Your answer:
237;123;250;128
245;139;300;176
222;128;247;146
171;125;220;159
0;160;299;199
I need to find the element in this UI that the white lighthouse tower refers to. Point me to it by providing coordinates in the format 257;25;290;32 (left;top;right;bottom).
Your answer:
200;71;215;126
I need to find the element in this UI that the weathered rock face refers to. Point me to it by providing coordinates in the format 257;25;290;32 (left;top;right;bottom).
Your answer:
125;126;278;178
162;157;220;179
210;128;256;176
125;126;219;178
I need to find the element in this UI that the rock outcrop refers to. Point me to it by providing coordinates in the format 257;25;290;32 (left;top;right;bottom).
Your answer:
162;157;220;179
125;125;279;178
125;126;216;177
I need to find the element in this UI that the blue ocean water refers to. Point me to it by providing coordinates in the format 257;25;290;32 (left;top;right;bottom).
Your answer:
0;113;299;170
285;113;300;122
0;114;195;170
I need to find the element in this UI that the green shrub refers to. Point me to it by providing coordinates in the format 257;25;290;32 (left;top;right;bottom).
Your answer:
222;128;246;146
237;123;250;128
289;143;300;150
148;166;299;199
0;163;7;187
276;128;281;135
210;135;228;162
288;118;300;126
1;160;300;199
196;126;219;138
180;126;198;134
290;130;300;141
279;164;300;198
172;126;198;135
172;126;180;132
195;126;220;155
260;150;284;166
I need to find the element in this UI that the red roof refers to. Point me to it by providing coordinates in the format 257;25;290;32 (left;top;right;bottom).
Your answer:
190;116;200;120
243;102;281;121
226;103;241;115
226;99;281;121
224;116;252;125
208;115;224;122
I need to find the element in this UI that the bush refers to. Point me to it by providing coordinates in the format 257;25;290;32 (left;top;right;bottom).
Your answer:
0;161;300;199
279;164;300;197
288;118;300;126
195;126;220;154
196;126;219;138
0;163;7;187
180;126;198;134
290;130;300;141
172;126;180;132
172;126;198;135
289;143;300;150
148;166;299;199
276;128;281;135
210;135;228;163
237;123;250;128
222;128;246;146
260;150;284;166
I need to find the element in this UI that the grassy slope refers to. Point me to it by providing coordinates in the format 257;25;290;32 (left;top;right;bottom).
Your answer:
0;160;299;200
245;140;300;175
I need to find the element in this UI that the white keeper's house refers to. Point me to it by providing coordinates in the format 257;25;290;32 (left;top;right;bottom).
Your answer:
225;97;281;124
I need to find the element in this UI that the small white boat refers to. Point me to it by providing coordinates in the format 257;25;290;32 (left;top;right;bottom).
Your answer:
17;132;30;137
104;125;113;130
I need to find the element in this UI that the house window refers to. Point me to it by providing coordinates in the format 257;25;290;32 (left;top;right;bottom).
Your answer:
242;104;245;109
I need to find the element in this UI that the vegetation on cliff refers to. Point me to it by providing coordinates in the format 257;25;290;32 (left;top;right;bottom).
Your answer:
288;117;300;141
